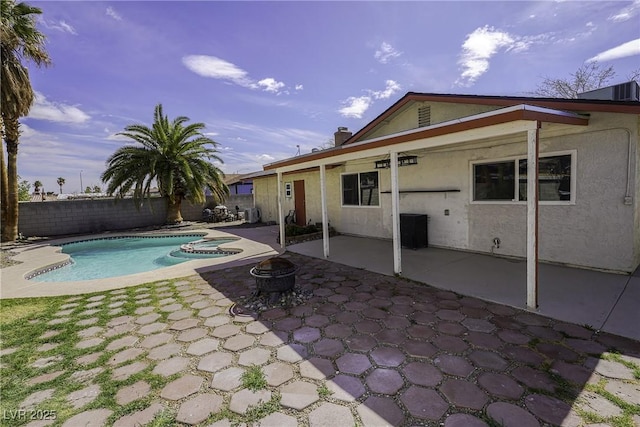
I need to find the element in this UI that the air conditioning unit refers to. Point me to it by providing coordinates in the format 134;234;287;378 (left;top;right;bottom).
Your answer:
244;207;261;224
577;81;640;101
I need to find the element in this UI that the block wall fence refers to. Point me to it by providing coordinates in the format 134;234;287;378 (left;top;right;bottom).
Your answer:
18;194;253;238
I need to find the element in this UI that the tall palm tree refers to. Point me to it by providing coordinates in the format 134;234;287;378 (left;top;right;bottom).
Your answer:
57;177;65;193
101;104;229;224
1;0;51;241
33;179;42;193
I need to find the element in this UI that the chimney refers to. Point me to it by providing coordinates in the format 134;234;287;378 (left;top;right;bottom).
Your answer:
334;126;352;147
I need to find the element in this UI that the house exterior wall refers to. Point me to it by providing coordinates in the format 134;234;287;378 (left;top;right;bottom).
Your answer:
365;101;497;139
257;108;638;273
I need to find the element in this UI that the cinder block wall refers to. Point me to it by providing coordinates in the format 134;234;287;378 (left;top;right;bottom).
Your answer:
19;194;254;237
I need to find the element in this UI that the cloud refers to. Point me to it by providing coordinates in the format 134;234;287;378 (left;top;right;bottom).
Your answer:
27;92;90;124
295;84;304;91
374;42;402;64
183;55;289;95
106;7;122;21
456;26;533;87
257;154;275;161
338;80;402;119
371;80;401;99
39;18;77;35
609;0;640;22
257;78;285;94
339;96;372;119
587;39;640;62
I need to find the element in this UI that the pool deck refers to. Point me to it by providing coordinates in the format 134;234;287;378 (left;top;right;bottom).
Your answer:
0;225;282;299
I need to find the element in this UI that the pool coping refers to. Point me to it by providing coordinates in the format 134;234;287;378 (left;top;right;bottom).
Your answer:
0;228;281;299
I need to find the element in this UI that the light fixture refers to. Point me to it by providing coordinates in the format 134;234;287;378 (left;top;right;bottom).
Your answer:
398;155;418;166
375;159;391;169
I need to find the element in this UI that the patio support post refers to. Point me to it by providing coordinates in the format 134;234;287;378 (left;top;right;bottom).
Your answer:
526;125;540;310
320;164;330;258
390;151;402;275
277;171;285;250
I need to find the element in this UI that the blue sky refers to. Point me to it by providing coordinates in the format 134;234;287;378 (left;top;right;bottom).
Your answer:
17;1;640;194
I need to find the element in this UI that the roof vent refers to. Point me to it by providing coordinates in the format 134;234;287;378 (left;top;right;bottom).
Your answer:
577;81;639;101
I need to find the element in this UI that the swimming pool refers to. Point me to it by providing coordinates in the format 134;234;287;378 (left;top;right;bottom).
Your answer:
29;235;240;282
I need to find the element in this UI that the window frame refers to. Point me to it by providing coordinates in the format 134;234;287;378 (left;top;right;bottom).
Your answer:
470;150;576;205
340;171;381;208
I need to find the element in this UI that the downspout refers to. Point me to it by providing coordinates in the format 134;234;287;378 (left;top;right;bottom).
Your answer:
320;164;330;258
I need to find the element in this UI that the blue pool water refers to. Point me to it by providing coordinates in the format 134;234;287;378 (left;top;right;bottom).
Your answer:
31;235;236;282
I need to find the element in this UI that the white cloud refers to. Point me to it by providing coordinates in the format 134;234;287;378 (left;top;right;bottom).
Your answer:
456;26;525;87
183;55;290;95
587;39;640;62
40;18;77;35
257;154;275;161
609;0;640;22
183;55;252;87
374;42;402;64
27;92;90;124
339;96;372;119
106;7;122;21
371;80;401;99
295;84;304;91
257;78;285;94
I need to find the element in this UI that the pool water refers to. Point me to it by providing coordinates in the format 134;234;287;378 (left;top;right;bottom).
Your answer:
31;235;237;282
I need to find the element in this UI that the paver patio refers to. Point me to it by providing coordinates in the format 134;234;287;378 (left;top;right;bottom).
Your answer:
1;251;639;426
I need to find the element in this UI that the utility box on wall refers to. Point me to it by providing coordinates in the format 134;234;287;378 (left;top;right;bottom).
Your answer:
400;213;428;249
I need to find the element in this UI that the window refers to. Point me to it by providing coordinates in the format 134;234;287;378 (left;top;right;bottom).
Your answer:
284;182;292;198
473;152;573;203
342;171;379;206
474;161;515;201
519;154;572;201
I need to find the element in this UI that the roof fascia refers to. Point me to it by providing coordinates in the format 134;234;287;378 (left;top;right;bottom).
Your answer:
348;92;639;143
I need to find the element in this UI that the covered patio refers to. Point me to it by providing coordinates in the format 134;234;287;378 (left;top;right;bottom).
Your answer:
287;234;640;341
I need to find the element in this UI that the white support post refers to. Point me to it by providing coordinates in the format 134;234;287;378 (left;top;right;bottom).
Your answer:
526;126;540;310
390;151;402;275
320;164;330;258
277;171;285;250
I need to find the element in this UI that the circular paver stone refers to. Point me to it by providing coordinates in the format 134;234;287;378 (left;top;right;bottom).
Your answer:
309;403;355;427
445;413;489;427
487;402;540;427
176;393;223;425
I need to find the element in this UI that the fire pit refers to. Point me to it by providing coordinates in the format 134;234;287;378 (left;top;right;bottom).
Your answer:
250;256;297;294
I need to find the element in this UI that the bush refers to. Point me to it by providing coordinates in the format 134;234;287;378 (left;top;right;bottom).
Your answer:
285;224;319;236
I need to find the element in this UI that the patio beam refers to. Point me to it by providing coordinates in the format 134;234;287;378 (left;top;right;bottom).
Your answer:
277;171;285;250
274;121;538;174
527;125;540;310
320;164;330;258
390;151;402;275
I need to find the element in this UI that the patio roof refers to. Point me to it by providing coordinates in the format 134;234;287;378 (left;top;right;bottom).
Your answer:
264;104;588;172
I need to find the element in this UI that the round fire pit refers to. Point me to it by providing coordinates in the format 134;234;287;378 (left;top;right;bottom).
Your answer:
250;256;297;294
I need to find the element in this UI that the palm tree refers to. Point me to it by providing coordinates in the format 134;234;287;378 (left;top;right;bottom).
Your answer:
1;0;51;241
57;177;65;193
33;179;42;193
101;104;229;224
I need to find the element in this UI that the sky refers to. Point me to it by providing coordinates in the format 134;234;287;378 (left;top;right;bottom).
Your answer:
14;0;640;194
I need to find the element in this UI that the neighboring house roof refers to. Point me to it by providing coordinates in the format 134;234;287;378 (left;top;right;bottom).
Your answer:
224;173;257;185
263;91;640;172
241;170;276;180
